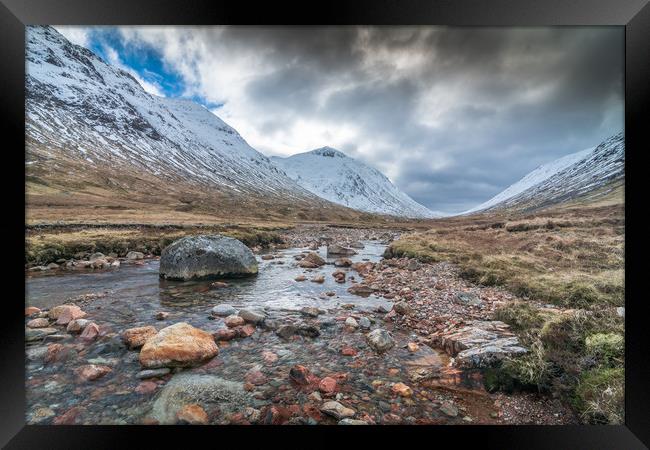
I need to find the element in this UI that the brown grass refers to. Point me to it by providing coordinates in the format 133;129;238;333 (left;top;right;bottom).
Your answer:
385;203;624;307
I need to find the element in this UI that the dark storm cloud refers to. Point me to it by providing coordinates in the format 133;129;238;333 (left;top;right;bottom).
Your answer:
110;26;624;213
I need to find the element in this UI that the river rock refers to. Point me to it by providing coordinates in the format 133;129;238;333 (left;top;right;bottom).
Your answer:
311;275;325;283
137;368;171;379
366;329;395;353
300;307;323;318
294;275;307;282
150;373;251;424
88;252;105;262
75;364;112;382
126;251;145;260
359;317;371;329
391;382;413;397
327;244;357;256
319;377;337;394
339;418;368;425
349;241;365;249
238;308;266;324
66;318;90;333
224;315;245;327
79;323;100;342
276;324;298;339
302;252;325;267
176;404;209;424
139;322;219;368
49;304;86;324
122;326;158;349
159;235;258;281
334;258;352;267
26;327;59;342
348;284;374;297
393;301;412;315
440;401;459;417
211;304;237;317
25;306;41;316
213;328;238;341
27;318;50;328
320;401;355;419
345;317;359;328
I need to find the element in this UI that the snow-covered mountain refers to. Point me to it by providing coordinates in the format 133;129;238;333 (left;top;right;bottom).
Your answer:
271;147;438;218
462;132;624;214
26;26;352;218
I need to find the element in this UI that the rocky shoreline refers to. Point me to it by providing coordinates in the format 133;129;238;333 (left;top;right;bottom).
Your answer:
25;225;576;425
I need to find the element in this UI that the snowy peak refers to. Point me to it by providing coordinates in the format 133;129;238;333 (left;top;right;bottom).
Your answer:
463;132;624;214
25;25;326;205
271;147;438;218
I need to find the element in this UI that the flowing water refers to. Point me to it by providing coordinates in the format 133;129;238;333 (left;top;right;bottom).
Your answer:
25;241;487;425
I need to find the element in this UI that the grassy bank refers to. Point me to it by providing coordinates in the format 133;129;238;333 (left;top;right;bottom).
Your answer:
385;202;625;424
25;223;288;266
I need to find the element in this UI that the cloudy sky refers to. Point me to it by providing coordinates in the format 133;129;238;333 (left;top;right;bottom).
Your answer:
55;26;623;214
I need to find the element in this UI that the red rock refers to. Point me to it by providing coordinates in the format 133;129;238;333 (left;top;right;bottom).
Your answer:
210;281;229;288
287;404;301;415
141;417;159;425
53;407;84;425
25;306;41;316
139;322;219;369
176;404;209;425
262;351;278;364
391;382;413;397
44;343;67;364
238;324;256;337
53;305;87;325
319;377;337;394
262;405;291;425
381;413;403;424
80;322;100;342
341;346;358;356
122;326;157;349
75;364;112;382
407;342;419;352
245;369;268;386
303;404;323;421
289;364;319;386
135;381;158;394
224;315;245;328
213;328;237;341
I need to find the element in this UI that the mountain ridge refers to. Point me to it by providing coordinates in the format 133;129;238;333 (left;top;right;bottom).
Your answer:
461;132;624;215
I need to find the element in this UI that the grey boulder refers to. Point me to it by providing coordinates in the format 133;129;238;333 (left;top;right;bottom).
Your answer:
159;235;258;281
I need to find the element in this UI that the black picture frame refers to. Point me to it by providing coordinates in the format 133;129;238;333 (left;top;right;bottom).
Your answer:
1;0;648;448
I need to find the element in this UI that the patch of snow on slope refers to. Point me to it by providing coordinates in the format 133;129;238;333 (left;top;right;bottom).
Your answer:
271;147;439;218
462;146;595;214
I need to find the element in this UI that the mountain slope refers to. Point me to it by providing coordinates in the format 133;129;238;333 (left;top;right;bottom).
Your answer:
26;26;362;223
462;132;624;214
271;147;438;218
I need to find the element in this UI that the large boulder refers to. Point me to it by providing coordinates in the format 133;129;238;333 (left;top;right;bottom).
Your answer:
327;244;357;256
159;235;258;281
150;373;251;424
139;322;219;368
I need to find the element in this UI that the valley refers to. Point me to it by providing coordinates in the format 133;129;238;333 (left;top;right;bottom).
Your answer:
23;25;625;426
